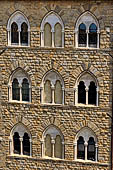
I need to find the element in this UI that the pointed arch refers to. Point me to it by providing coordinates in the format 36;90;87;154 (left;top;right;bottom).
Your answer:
40;69;64;104
75;11;99;48
8;67;31;102
7;11;30;46
9;123;32;156
41;124;64;159
74;127;98;162
74;71;99;106
41;11;64;47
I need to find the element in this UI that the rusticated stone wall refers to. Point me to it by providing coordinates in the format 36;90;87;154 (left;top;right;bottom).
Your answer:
0;0;112;170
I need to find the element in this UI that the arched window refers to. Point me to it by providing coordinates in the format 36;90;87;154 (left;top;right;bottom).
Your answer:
9;68;31;102
11;22;19;44
22;78;29;102
88;81;96;105
12;78;20;101
74;127;98;162
40;70;64;105
13;132;20;154
23;133;30;156
10;123;32;156
44;23;52;47
75;11;99;48
77;136;85;159
42;125;64;159
89;23;97;47
7;11;30;46
87;137;95;161
78;81;86;104
78;23;86;47
75;72;99;106
21;22;28;45
41;12;64;47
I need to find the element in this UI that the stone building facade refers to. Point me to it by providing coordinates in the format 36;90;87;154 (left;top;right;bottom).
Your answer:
0;0;112;170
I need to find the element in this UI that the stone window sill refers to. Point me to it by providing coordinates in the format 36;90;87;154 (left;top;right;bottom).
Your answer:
76;47;99;50
41;103;63;106
7;45;30;48
8;100;31;104
8;154;31;158
75;103;98;107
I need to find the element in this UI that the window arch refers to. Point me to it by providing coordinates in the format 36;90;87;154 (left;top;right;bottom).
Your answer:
75;11;99;48
41;11;64;47
74;72;99;106
41;125;64;159
9;123;32;156
7;11;30;46
8;68;31;102
40;70;64;105
74;127;98;162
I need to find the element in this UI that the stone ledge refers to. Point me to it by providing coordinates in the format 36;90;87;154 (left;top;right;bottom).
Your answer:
6;155;109;167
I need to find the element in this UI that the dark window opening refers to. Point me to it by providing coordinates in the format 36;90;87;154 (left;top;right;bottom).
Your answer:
13;132;20;154
21;22;28;45
77;136;85;159
11;22;19;44
23;133;30;156
78;23;86;47
78;81;86;104
87;137;95;161
22;78;29;102
88;81;96;105
89;23;97;47
12;78;20;101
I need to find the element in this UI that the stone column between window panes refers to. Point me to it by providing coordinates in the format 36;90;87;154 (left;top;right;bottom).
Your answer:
97;30;100;48
73;141;77;160
51;138;55;158
19;83;22;101
20;137;23;155
52;29;55;47
62;30;64;47
18;30;21;46
84;141;88;161
86;30;89;48
85;87;89;105
51;86;55;104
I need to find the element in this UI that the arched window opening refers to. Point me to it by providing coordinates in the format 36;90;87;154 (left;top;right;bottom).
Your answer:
78;81;86;104
54;23;62;47
44;23;52;47
78;23;86;47
11;22;19;44
23;132;30;156
45;134;52;157
44;80;52;103
77;136;85;160
10;123;32;156
13;132;20;154
22;78;29;102
55;135;62;158
89;23;97;47
41;70;64;105
42;125;64;159
7;11;30;46
41;12;64;47
75;12;99;48
55;80;62;104
21;22;28;45
12;78;20;101
87;137;95;161
88;81;97;105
